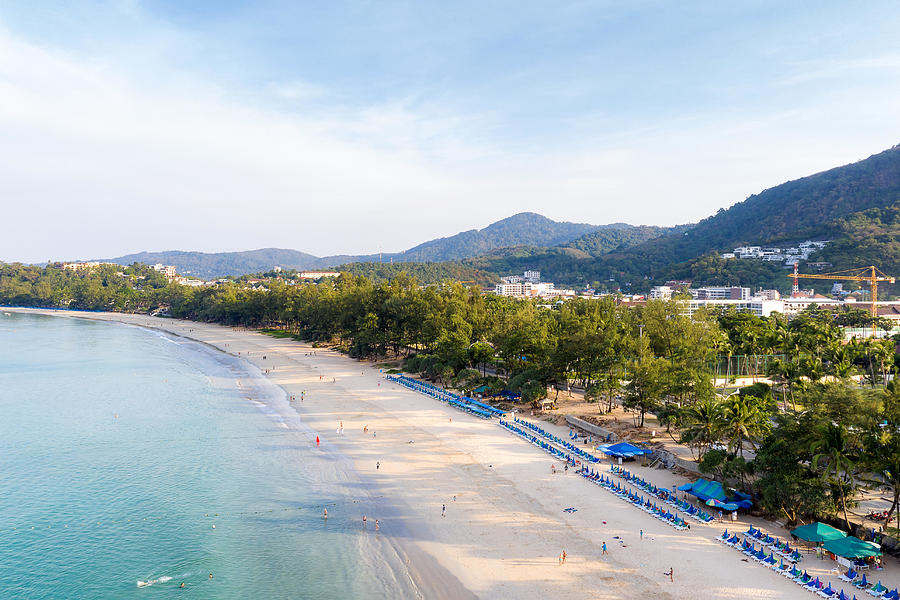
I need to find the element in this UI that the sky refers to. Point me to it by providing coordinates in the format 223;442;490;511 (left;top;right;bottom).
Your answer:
2;1;900;262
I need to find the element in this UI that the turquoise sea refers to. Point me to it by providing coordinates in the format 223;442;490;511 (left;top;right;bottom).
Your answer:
0;312;416;598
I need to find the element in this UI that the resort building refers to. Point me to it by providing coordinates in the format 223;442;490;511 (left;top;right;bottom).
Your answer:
62;261;116;271
298;271;341;279
690;286;751;300
523;270;541;283
681;298;784;318
649;285;673;300
151;264;177;279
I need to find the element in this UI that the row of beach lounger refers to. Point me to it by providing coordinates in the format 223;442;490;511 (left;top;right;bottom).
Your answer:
498;419;576;464
580;468;688;530
742;525;803;562
838;571;897;599
512;417;599;464
498;421;685;530
609;465;715;524
387;375;502;418
717;529;893;599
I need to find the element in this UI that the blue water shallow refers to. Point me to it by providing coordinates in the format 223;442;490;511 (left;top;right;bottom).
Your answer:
0;312;412;598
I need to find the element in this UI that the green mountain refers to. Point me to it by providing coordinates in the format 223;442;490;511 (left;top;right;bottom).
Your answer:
461;224;691;285
494;144;900;292
388;212;602;262
563;224;694;257
101;213;630;279
105;248;321;279
644;143;900;264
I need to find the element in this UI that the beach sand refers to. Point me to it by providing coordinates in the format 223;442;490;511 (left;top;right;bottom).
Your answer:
9;308;870;599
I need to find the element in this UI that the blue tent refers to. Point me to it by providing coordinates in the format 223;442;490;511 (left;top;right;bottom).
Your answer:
679;478;753;508
679;478;727;502
600;442;652;458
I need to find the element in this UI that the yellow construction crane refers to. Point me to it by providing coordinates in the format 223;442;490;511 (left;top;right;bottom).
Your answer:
789;263;895;334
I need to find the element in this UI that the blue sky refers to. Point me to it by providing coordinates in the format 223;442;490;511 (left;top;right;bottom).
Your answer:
2;1;900;261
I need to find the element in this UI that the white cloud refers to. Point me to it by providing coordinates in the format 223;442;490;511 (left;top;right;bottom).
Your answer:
2;15;900;264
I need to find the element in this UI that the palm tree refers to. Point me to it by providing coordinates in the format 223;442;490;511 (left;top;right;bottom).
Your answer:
811;423;858;530
721;395;771;457
678;397;724;458
827;345;855;381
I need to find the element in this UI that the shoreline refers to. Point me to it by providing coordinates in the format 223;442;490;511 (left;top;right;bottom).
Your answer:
7;307;845;599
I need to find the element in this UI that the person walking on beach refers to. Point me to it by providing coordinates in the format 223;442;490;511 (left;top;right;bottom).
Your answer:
602;542;608;555
639;529;643;540
665;567;673;582
376;461;380;470
363;515;367;527
442;504;446;518
316;436;320;447
562;550;567;564
375;519;379;531
564;464;568;475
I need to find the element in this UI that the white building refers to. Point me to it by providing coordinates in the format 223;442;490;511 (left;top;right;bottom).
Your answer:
494;282;526;297
682;298;784;318
152;264;177;278
649;285;673;300
299;271;340;279
175;277;207;287
691;286;750;300
500;275;523;284
523;270;541;283
494;281;560;298
62;261;116;271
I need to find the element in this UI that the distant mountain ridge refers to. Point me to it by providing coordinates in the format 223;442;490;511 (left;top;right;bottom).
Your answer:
499;143;900;292
101;144;900;289
602;144;900;281
101;213;659;279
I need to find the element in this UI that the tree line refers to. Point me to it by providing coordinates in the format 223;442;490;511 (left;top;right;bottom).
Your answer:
3;261;900;529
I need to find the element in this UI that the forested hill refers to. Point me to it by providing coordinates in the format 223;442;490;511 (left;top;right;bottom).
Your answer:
460;144;900;293
106;248;321;280
562;223;694;257
384;212;603;262
605;144;900;272
100;213;652;279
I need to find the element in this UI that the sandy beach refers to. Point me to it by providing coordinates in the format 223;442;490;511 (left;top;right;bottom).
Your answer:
9;307;889;599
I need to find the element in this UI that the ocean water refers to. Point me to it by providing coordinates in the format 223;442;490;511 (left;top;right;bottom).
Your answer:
0;312;415;598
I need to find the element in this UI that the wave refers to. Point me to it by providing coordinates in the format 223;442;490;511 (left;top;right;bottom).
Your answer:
136;575;172;587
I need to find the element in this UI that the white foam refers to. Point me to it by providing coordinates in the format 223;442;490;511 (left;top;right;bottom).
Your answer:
136;575;172;587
